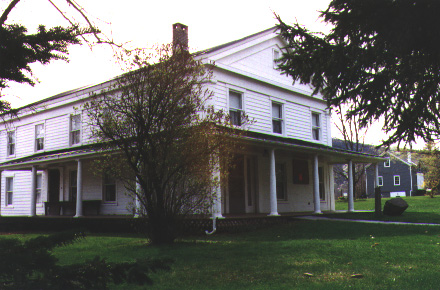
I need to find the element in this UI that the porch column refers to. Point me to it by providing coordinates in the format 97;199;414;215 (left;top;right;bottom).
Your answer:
329;164;335;211
375;162;379;186
313;154;321;214
30;166;37;217
269;148;279;216
348;159;354;212
134;179;141;217
212;167;224;218
75;159;83;217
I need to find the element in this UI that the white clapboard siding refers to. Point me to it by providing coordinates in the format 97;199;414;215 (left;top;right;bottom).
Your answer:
45;115;70;150
1;172;31;216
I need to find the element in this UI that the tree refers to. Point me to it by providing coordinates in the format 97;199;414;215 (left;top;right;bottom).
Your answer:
0;0;116;113
420;142;440;197
276;0;440;147
86;45;241;245
0;231;171;289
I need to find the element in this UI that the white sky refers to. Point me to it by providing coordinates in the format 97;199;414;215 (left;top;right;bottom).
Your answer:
0;0;425;149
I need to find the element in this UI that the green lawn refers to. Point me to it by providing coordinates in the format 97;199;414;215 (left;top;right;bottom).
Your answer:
333;196;440;224
0;220;436;289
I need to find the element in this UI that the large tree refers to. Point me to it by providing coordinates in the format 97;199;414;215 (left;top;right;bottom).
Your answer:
86;45;241;244
276;0;440;147
0;0;115;113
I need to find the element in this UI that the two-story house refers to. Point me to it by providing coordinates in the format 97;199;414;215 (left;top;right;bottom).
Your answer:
0;24;383;217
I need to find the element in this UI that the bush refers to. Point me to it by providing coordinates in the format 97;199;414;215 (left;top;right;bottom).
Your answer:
0;231;171;289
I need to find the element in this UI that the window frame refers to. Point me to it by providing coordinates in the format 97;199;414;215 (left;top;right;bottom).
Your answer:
70;114;81;146
276;163;287;201
384;158;390;167
394;175;401;186
378;176;383;187
5;177;13;206
35;123;45;152
102;173;117;203
6;130;15;157
228;90;243;126
311;112;321;141
271;102;283;134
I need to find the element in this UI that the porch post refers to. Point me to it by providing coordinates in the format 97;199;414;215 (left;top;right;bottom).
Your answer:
269;148;279;216
134;179;141;217
30;166;37;217
375;162;379;187
348;159;354;212
75;159;83;217
313;154;321;214
329;164;335;211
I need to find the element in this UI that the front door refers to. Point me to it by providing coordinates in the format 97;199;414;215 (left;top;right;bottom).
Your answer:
228;154;245;214
48;169;60;202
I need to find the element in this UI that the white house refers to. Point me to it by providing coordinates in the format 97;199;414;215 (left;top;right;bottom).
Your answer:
0;24;382;217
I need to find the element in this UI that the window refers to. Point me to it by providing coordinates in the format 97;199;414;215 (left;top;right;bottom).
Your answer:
70;115;81;145
312;113;321;141
272;102;283;134
70;170;77;202
35;124;44;151
6;177;13;206
318;167;325;200
276;163;286;200
384;158;390;167
7;131;15;156
36;174;42;204
229;90;243;126
273;49;280;69
378;176;383;187
292;159;309;184
394;175;400;186
103;173;116;202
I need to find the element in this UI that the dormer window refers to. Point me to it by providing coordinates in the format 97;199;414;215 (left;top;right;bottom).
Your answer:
273;49;280;69
312;113;321;141
35;124;44;151
7;131;15;156
229;90;243;126
272;102;283;134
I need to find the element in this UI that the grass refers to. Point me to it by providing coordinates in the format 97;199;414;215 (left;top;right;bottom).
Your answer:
1;220;439;289
333;196;440;224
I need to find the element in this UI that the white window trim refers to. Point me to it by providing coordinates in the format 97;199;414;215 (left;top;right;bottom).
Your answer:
378;176;383;187
384;159;390;167
228;89;244;126
102;174;117;204
6;130;16;158
311;112;321;141
5;176;14;207
271;101;284;135
394;175;401;186
34;123;45;152
70;114;82;146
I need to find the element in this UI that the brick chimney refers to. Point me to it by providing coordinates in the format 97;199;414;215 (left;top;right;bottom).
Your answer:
173;23;188;50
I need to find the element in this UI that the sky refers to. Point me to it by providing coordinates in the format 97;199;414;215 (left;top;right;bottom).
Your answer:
0;0;425;149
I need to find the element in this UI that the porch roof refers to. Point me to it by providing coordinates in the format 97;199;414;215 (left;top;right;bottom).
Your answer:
0;144;103;170
240;131;385;164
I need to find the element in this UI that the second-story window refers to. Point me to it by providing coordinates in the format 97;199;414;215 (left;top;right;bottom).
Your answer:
7;131;15;156
229;90;243;126
378;176;383;186
35;124;44;151
70;115;81;145
312;113;321;141
384;158;390;167
272;102;283;134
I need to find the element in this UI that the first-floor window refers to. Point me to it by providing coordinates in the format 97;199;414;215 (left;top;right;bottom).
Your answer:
276;163;286;200
318;167;325;200
394;175;401;186
103;173;116;202
6;177;13;205
70;170;77;202
378;176;383;187
36;174;42;204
